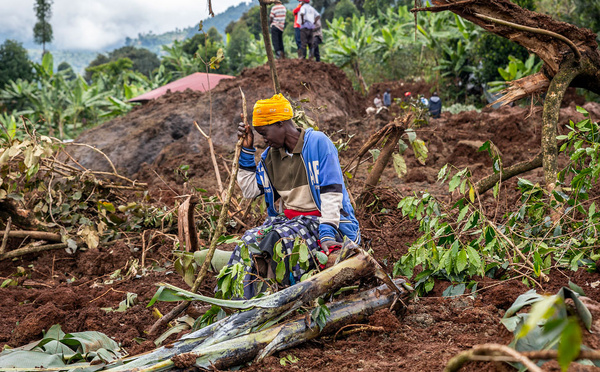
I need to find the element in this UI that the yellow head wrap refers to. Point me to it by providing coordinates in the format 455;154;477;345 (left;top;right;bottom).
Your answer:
252;93;294;127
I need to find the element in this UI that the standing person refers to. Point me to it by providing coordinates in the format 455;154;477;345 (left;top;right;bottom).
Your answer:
293;2;302;51
312;15;323;62
269;0;287;59
429;92;442;118
228;93;361;298
383;89;391;107
297;0;319;59
373;94;383;108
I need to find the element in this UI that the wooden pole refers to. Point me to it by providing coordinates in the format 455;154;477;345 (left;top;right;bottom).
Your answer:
259;0;281;94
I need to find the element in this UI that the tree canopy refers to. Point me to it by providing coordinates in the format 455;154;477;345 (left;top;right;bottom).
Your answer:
0;40;34;90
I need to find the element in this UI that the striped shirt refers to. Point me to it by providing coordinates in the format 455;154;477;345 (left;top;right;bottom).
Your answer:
270;4;286;32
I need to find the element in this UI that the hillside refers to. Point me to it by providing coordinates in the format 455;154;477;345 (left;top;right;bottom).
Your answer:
24;1;257;74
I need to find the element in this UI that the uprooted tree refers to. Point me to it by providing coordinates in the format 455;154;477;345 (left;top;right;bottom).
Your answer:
414;0;600;195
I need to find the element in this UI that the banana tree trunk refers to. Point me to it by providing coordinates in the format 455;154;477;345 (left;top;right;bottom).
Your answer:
118;278;406;371
108;248;386;371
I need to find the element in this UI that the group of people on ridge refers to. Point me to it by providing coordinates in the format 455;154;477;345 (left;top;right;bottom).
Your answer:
270;0;323;61
373;90;442;118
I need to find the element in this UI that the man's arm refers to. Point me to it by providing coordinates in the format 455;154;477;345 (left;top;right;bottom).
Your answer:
313;135;345;246
237;122;262;199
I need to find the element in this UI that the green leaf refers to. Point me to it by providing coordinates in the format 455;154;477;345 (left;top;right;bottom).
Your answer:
517;295;558;339
568;281;585;296
406;128;417;143
437;164;449;181
411;139;428;165
442;283;465;297
392;153;407;179
299;244;309;263
315;251;328;265
456;250;468;273
457;205;469;223
558;318;581;371
276;260;286;283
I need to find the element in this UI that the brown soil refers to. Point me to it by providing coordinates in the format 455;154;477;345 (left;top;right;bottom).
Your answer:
3;60;600;371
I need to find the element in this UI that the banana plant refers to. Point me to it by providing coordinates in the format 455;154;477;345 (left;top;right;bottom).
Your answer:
324;15;379;95
487;54;543;92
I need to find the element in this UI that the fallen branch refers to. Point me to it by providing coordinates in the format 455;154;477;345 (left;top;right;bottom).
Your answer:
474;151;543;194
0;240;117;261
6;230;62;242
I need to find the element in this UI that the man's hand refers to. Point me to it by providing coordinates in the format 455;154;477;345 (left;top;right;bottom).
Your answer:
320;240;339;251
237;120;254;148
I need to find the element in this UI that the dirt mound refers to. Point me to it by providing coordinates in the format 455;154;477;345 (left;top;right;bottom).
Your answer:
68;60;363;183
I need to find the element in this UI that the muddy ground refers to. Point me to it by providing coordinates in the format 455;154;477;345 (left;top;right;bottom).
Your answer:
2;60;600;371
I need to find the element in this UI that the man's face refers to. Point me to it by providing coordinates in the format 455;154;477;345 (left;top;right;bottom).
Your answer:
254;122;286;148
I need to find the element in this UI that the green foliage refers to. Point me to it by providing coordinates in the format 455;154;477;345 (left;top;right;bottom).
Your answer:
226;21;255;74
0;324;125;368
0;40;34;90
488;54;542;93
85;46;160;81
474;33;532;83
394;111;600;295
280;354;299;366
310;297;331;330
502;286;595;371
334;0;359;20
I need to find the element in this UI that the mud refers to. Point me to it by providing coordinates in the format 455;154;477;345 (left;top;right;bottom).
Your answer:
2;60;600;371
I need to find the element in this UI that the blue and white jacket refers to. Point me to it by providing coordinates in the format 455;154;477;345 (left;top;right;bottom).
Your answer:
237;128;360;245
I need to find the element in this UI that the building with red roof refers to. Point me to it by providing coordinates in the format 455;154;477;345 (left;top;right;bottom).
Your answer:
129;72;234;103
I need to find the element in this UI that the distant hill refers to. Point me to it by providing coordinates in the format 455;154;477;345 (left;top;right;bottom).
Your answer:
24;1;258;75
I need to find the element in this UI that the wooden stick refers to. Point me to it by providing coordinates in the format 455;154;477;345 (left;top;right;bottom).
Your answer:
0;240;117;261
6;230;61;242
148;88;248;336
0;217;11;255
259;0;280;93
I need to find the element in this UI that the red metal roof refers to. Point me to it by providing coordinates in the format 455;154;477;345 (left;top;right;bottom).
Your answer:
129;72;235;102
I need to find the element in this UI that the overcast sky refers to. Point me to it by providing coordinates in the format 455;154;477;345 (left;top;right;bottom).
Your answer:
1;0;248;50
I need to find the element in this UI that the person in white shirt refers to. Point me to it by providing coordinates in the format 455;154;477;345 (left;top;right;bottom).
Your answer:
374;94;383;108
269;0;287;59
297;0;320;59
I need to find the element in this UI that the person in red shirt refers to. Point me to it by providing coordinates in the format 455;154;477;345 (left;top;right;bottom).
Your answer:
293;1;302;51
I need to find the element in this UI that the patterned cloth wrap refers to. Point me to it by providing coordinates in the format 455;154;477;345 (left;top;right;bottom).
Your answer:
227;215;331;299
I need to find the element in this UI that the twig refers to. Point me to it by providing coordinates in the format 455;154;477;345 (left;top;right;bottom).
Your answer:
333;324;385;341
0;217;11;255
444;343;542;372
89;287;129;304
194;121;223;193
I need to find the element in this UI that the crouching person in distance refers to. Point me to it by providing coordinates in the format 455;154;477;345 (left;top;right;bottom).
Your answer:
225;93;360;299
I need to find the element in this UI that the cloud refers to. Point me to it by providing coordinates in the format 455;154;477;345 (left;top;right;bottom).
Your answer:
1;0;248;51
